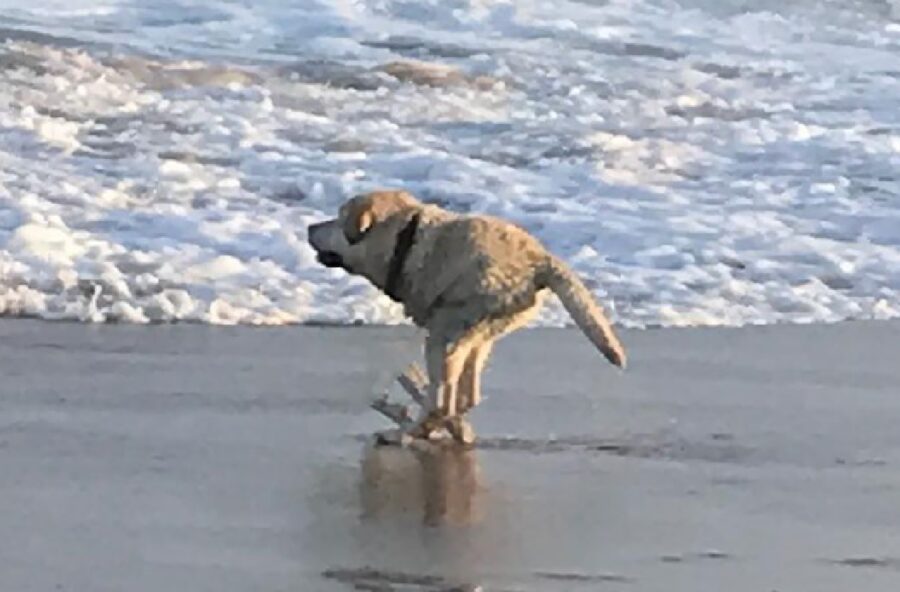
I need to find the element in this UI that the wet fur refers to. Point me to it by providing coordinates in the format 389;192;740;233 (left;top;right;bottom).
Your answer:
308;190;626;443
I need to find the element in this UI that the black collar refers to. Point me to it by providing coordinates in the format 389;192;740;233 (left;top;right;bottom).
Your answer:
384;213;420;302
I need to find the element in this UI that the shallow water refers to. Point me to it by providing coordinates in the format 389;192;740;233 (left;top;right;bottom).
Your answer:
2;320;900;591
0;0;898;327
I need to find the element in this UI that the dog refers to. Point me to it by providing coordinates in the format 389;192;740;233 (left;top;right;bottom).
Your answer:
308;190;626;443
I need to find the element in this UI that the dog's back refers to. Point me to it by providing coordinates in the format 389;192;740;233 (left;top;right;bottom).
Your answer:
404;212;548;321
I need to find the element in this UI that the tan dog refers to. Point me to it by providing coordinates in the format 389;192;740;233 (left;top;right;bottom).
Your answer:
308;190;626;443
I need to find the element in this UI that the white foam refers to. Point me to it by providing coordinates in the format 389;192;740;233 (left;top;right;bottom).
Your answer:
0;0;897;328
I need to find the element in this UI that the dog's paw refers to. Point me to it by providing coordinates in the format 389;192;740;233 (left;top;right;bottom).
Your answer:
373;429;414;447
402;411;447;440
445;417;477;445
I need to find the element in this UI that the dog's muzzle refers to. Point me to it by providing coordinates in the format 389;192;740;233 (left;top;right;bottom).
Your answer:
316;251;344;267
308;221;345;268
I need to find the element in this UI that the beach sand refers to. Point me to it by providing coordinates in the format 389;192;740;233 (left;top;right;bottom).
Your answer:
1;319;899;591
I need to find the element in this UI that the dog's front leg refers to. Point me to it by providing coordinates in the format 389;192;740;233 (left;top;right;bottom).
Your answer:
372;347;479;445
443;350;483;445
371;396;414;426
402;335;452;438
396;363;428;407
404;361;478;445
374;358;478;445
370;363;429;445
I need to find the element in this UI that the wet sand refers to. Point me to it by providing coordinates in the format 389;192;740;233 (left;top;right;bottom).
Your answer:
1;319;899;591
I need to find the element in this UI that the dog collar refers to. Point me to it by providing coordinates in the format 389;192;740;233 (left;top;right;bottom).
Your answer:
384;213;420;302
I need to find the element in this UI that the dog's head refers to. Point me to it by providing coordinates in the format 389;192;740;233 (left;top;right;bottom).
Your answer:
307;189;422;283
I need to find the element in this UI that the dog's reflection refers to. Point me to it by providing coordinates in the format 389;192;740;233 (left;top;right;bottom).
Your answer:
360;442;483;527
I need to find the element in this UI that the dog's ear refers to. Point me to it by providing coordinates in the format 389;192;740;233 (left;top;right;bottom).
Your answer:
343;203;375;245
342;190;419;244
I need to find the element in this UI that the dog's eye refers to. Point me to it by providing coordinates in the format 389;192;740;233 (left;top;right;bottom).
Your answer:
344;209;374;244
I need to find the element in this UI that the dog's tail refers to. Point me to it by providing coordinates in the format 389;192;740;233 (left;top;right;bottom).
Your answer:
537;256;627;369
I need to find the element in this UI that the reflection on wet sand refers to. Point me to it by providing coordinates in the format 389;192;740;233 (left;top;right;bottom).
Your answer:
359;442;484;527
319;444;488;591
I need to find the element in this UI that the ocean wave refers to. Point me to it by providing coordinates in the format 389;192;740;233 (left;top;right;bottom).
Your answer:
0;0;898;327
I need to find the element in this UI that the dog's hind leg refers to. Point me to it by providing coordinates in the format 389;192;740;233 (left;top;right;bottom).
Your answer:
458;341;494;414
397;363;428;407
442;340;492;445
